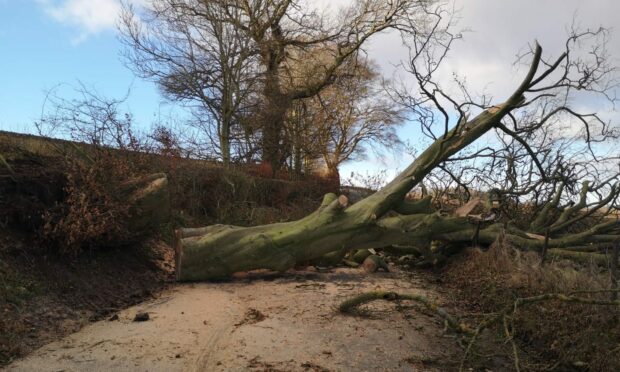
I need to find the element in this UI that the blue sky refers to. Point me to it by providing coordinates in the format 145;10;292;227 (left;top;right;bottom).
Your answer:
0;0;162;134
1;0;619;180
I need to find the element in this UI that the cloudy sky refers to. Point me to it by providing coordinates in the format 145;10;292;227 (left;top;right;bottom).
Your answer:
1;0;618;176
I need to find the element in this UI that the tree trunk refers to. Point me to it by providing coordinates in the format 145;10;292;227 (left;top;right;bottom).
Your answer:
291;102;305;179
324;164;341;191
260;69;290;176
220;124;231;167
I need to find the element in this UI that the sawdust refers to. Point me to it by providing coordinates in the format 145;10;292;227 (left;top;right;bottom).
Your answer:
6;268;461;372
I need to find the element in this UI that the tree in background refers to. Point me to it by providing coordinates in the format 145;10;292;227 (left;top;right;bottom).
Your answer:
121;0;435;174
120;0;258;166
283;54;402;184
223;0;430;174
35;85;170;255
311;58;401;182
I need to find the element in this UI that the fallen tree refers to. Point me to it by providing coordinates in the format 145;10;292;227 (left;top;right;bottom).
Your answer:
176;25;620;280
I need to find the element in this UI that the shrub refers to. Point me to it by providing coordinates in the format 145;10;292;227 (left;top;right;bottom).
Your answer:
42;155;136;256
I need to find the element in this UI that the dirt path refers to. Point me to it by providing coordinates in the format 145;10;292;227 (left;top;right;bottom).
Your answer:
5;268;461;371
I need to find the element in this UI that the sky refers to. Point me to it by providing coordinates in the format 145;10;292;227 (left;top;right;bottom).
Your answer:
1;0;619;179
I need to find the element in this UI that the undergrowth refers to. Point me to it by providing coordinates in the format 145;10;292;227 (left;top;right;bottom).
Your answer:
444;239;620;371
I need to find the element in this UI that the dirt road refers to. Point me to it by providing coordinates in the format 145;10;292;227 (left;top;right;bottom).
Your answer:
5;268;460;371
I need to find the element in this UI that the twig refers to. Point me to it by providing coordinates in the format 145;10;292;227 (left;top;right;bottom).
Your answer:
540;228;549;265
0;153;16;181
503;315;520;372
611;242;619;301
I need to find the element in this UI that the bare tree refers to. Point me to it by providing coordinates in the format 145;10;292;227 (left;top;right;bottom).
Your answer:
120;0;258;166
282;55;402;183
35;85;170;253
400;22;620;222
121;0;441;173
36;83;141;152
310;58;402;181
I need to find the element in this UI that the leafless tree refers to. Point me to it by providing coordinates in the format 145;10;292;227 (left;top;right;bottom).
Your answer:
392;14;620;234
120;0;259;166
36;83;141;152
284;55;402;182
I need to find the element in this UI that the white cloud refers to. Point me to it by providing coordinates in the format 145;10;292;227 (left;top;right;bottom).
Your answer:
37;0;145;43
364;0;620;101
344;0;620;177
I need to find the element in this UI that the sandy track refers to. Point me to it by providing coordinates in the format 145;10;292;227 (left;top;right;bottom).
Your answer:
5;268;459;371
